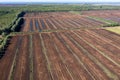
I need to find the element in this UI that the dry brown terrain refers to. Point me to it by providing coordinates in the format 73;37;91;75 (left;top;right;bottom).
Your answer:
0;12;120;80
81;10;120;23
22;12;106;32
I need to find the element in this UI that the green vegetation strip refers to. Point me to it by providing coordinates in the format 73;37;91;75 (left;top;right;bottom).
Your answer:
0;35;11;59
0;35;10;49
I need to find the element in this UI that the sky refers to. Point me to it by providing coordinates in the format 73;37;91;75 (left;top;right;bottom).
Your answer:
0;0;120;2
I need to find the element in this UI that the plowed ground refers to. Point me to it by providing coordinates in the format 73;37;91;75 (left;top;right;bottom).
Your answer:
0;12;120;80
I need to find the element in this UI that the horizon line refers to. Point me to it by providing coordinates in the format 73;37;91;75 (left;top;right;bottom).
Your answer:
0;1;120;3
